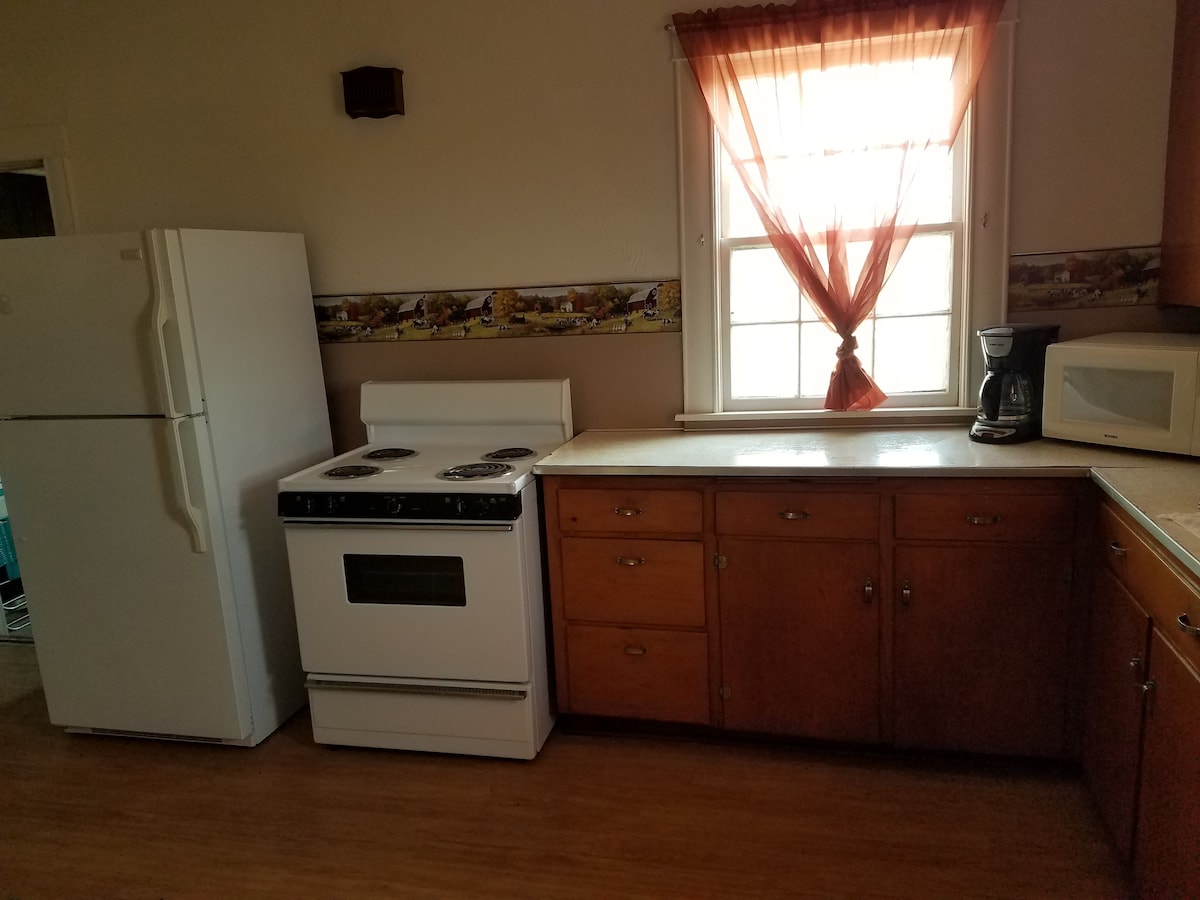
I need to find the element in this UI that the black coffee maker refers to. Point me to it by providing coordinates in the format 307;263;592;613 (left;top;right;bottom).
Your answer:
969;324;1061;444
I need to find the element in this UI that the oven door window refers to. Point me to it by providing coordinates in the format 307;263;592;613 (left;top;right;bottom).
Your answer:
344;554;466;606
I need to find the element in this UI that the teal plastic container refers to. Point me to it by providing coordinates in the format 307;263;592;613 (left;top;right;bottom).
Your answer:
0;518;17;580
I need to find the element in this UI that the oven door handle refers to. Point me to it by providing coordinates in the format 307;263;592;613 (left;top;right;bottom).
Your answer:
283;521;515;533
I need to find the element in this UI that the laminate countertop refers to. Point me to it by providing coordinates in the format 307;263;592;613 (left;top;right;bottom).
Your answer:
533;427;1200;579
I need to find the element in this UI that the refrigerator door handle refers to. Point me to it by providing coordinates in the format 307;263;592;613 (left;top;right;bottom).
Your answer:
166;417;209;554
148;230;204;417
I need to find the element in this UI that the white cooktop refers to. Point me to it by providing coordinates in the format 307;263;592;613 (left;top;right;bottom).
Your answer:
279;379;573;495
279;437;561;494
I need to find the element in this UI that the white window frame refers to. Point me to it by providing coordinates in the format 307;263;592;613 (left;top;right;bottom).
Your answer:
675;8;1017;429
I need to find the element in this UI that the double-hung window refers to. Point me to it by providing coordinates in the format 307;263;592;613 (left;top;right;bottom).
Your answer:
675;2;1016;425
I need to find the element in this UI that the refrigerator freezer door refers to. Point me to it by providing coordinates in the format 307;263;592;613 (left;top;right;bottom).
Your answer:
0;231;203;418
0;417;253;740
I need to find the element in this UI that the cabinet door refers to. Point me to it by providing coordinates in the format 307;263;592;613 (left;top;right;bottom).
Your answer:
719;538;879;742
1133;629;1200;898
1081;568;1151;862
1160;0;1200;306
893;544;1072;757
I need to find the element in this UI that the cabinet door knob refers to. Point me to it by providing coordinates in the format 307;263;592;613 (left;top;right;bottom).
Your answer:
613;506;642;517
900;580;912;608
779;510;812;520
623;644;647;656
615;556;646;567
965;515;1002;526
1128;655;1143;675
1179;613;1200;637
1109;541;1128;558
863;576;874;604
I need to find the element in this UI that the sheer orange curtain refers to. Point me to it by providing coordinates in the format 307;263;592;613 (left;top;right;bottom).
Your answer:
673;0;1005;410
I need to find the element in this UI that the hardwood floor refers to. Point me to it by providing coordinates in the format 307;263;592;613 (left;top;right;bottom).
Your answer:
0;642;1129;899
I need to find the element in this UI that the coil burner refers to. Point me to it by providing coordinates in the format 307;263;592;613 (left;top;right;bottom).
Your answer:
323;465;382;479
482;447;536;462
363;448;418;460
437;462;515;481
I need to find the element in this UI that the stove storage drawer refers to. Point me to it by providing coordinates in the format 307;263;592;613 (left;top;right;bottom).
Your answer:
556;487;703;535
564;624;710;724
560;537;705;627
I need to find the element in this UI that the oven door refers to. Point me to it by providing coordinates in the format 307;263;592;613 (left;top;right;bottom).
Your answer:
284;518;536;683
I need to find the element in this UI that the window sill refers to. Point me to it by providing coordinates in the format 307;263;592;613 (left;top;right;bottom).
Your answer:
675;407;977;431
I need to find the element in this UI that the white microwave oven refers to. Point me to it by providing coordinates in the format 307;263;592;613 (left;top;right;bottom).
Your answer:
1041;332;1200;456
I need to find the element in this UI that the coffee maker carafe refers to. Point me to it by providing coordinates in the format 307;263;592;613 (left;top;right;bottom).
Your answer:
969;324;1060;444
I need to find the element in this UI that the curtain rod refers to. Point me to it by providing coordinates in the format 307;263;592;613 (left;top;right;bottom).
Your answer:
664;1;1017;33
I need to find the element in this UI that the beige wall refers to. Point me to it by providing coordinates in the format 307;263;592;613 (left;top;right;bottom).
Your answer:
1;0;1191;450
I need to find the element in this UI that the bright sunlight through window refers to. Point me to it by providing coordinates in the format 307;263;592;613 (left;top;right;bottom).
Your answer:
719;57;965;408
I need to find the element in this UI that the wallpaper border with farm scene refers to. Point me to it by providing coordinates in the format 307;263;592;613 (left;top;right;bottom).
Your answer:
1007;246;1159;313
313;279;681;343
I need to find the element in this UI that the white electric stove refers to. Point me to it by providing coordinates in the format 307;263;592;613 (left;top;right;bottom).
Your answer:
278;379;572;759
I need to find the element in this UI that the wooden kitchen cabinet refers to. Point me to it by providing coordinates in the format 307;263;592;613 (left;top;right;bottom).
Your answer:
1160;0;1200;306
1080;567;1152;862
715;489;880;742
1134;628;1200;899
544;475;1091;756
891;481;1081;757
563;624;710;724
1089;499;1200;896
542;476;714;725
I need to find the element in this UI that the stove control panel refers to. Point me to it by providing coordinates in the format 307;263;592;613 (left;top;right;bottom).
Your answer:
278;491;523;522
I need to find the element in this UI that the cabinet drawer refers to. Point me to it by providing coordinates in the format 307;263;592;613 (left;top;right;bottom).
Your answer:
716;491;878;539
564;625;710;724
560;538;705;627
1099;503;1200;672
894;492;1075;543
557;488;702;534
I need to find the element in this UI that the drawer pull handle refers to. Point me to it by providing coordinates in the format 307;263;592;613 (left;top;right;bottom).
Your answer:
623;644;647;656
613;506;643;517
615;556;646;567
1179;614;1200;638
965;515;1002;526
779;510;812;520
1109;541;1128;558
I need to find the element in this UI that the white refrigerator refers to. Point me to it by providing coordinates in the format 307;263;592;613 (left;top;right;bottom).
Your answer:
0;229;333;744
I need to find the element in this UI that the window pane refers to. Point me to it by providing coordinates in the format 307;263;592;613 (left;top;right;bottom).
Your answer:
800;294;822;323
903;148;953;223
726;147;950;236
727;72;802;159
874;233;953;317
798;322;838;397
729;248;799;323
724;168;768;238
872;315;950;393
800;58;955;150
731;324;799;398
